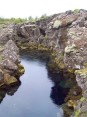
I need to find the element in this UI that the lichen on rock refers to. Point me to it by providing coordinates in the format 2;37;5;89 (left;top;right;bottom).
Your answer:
53;20;62;28
0;40;24;87
65;44;77;54
4;73;17;85
0;9;87;116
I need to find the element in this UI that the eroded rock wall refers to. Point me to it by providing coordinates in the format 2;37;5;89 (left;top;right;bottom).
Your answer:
0;9;87;116
0;40;24;87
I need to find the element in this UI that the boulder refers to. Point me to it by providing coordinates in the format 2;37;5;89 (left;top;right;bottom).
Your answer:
48;13;78;29
0;9;87;116
0;59;18;71
0;40;20;71
65;44;77;54
4;73;17;85
3;40;20;64
0;40;24;86
53;20;62;28
17;24;40;38
0;24;14;44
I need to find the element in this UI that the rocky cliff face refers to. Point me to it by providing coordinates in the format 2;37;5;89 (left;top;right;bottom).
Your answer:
0;40;24;87
0;9;87;116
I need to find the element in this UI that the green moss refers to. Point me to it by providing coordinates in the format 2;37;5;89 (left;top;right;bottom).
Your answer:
0;45;4;51
67;100;76;108
59;53;64;61
20;46;28;50
44;35;48;40
58;62;65;69
79;112;87;117
65;85;82;104
0;56;4;61
0;83;4;87
80;97;85;102
38;44;49;51
74;9;80;13
83;62;87;67
19;68;25;74
75;68;87;76
62;104;73;117
75;110;81;117
4;73;18;85
67;68;75;74
47;57;66;73
65;44;77;54
29;46;37;50
17;64;25;76
18;42;77;77
51;51;58;59
19;42;38;50
53;20;62;28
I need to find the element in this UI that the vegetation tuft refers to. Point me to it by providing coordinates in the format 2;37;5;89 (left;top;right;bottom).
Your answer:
0;14;47;24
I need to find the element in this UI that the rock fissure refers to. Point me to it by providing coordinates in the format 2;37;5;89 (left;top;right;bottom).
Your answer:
0;9;87;117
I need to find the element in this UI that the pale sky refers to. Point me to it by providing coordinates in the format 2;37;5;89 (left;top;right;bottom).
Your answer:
0;0;87;18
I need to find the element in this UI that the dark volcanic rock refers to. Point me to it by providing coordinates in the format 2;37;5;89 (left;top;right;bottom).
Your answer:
0;24;15;44
0;40;24;86
0;9;87;116
17;24;40;38
3;40;20;64
0;40;20;70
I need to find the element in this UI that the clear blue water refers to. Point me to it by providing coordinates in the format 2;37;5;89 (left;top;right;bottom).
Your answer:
0;54;64;117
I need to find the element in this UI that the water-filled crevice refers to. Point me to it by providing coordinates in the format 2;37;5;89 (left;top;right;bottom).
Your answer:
20;50;82;117
0;80;21;103
0;50;82;117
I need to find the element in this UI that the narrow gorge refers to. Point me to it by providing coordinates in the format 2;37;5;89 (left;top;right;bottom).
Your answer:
0;9;87;117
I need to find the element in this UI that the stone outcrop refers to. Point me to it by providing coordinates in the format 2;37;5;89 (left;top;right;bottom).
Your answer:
0;24;15;43
0;40;24;87
0;9;87;116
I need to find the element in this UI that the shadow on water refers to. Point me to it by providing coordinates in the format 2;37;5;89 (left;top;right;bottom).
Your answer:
0;51;50;104
48;72;70;106
20;51;78;115
0;81;21;103
50;82;69;106
0;50;81;117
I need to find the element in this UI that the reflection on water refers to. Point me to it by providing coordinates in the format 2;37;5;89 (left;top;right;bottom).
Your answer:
47;72;70;106
0;51;74;117
50;84;69;106
0;81;21;103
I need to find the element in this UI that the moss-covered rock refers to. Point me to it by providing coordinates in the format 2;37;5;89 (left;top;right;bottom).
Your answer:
0;9;87;117
74;9;80;13
67;100;76;108
75;68;87;76
79;112;87;117
37;44;49;51
17;64;25;76
53;20;62;28
74;110;81;117
4;73;17;85
47;57;66;73
62;104;74;117
65;44;77;54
